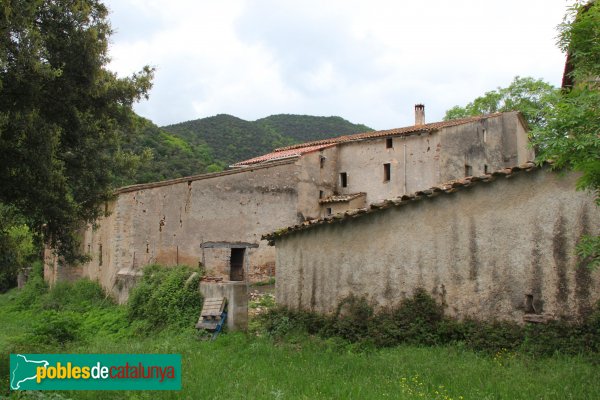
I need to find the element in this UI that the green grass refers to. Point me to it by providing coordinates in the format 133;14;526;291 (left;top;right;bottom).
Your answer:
1;285;599;399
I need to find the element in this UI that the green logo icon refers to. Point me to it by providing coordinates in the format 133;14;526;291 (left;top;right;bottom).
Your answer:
11;354;49;390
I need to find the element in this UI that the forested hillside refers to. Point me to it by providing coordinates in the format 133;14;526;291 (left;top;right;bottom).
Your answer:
122;114;372;185
120;119;218;185
256;114;372;143
162;114;295;168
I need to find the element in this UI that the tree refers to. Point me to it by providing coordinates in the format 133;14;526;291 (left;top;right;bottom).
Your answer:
532;1;600;269
0;204;35;292
0;0;153;263
444;76;559;131
533;0;600;199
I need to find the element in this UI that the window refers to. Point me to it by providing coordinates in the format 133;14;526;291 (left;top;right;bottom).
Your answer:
483;128;487;143
326;207;332;216
465;164;472;177
484;164;489;174
386;138;393;149
98;244;103;266
383;163;391;182
319;190;324;199
320;155;326;168
340;172;348;188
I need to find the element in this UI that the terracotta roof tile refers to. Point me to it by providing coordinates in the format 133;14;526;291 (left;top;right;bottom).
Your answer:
262;161;541;244
234;112;505;167
319;192;366;204
232;143;335;167
273;113;504;152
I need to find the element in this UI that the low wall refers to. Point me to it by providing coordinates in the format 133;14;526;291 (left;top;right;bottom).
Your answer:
199;281;248;331
273;168;600;323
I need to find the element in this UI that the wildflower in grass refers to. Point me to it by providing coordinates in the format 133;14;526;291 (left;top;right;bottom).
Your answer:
493;347;517;367
399;374;464;400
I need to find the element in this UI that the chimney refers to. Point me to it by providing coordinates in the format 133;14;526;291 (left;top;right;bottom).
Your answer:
415;104;425;125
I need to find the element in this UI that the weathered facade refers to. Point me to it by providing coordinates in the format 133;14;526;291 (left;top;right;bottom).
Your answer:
45;109;534;303
265;165;600;323
47;159;308;302
239;111;532;210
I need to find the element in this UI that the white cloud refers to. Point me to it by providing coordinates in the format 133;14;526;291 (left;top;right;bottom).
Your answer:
105;0;569;129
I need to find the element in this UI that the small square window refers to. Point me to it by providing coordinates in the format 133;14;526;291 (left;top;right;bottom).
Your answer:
340;172;348;188
386;138;393;149
465;164;472;177
383;163;391;182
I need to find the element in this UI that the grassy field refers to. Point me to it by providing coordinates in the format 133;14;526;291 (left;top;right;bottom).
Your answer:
1;283;599;399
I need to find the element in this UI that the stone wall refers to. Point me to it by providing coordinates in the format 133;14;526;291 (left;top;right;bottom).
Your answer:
67;159;306;302
44;249;82;286
335;112;533;206
273;168;600;323
199;281;248;331
439;112;532;179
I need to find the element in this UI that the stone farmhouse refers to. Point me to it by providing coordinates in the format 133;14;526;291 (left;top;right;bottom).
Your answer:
45;107;534;304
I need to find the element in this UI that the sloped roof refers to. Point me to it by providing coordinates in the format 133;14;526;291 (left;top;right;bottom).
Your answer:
274;113;504;152
232;143;335;167
115;157;298;194
233;112;504;167
263;161;542;244
319;192;366;204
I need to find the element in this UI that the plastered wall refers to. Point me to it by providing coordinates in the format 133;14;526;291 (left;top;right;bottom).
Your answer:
274;169;600;322
74;160;306;302
335;112;533;205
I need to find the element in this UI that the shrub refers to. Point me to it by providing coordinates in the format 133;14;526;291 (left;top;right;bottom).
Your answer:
463;320;522;353
259;306;330;337
9;275;130;350
28;311;83;347
43;279;110;312
329;295;374;342
127;264;203;332
259;290;600;356
371;288;445;346
13;261;47;310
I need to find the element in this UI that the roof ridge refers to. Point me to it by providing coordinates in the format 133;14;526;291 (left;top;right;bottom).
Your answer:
231;143;335;167
273;112;506;152
115;157;299;194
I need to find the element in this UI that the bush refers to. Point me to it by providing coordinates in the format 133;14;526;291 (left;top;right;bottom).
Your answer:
13;261;48;310
127;264;203;332
43;279;110;312
371;288;445;347
8;275;130;351
28;311;83;347
260;289;600;357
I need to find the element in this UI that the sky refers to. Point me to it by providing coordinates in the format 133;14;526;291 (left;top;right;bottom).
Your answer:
104;0;571;130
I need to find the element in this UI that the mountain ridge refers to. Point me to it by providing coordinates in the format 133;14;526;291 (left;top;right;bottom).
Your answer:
120;113;373;185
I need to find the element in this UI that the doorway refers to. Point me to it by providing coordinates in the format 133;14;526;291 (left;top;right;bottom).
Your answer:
230;248;245;281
